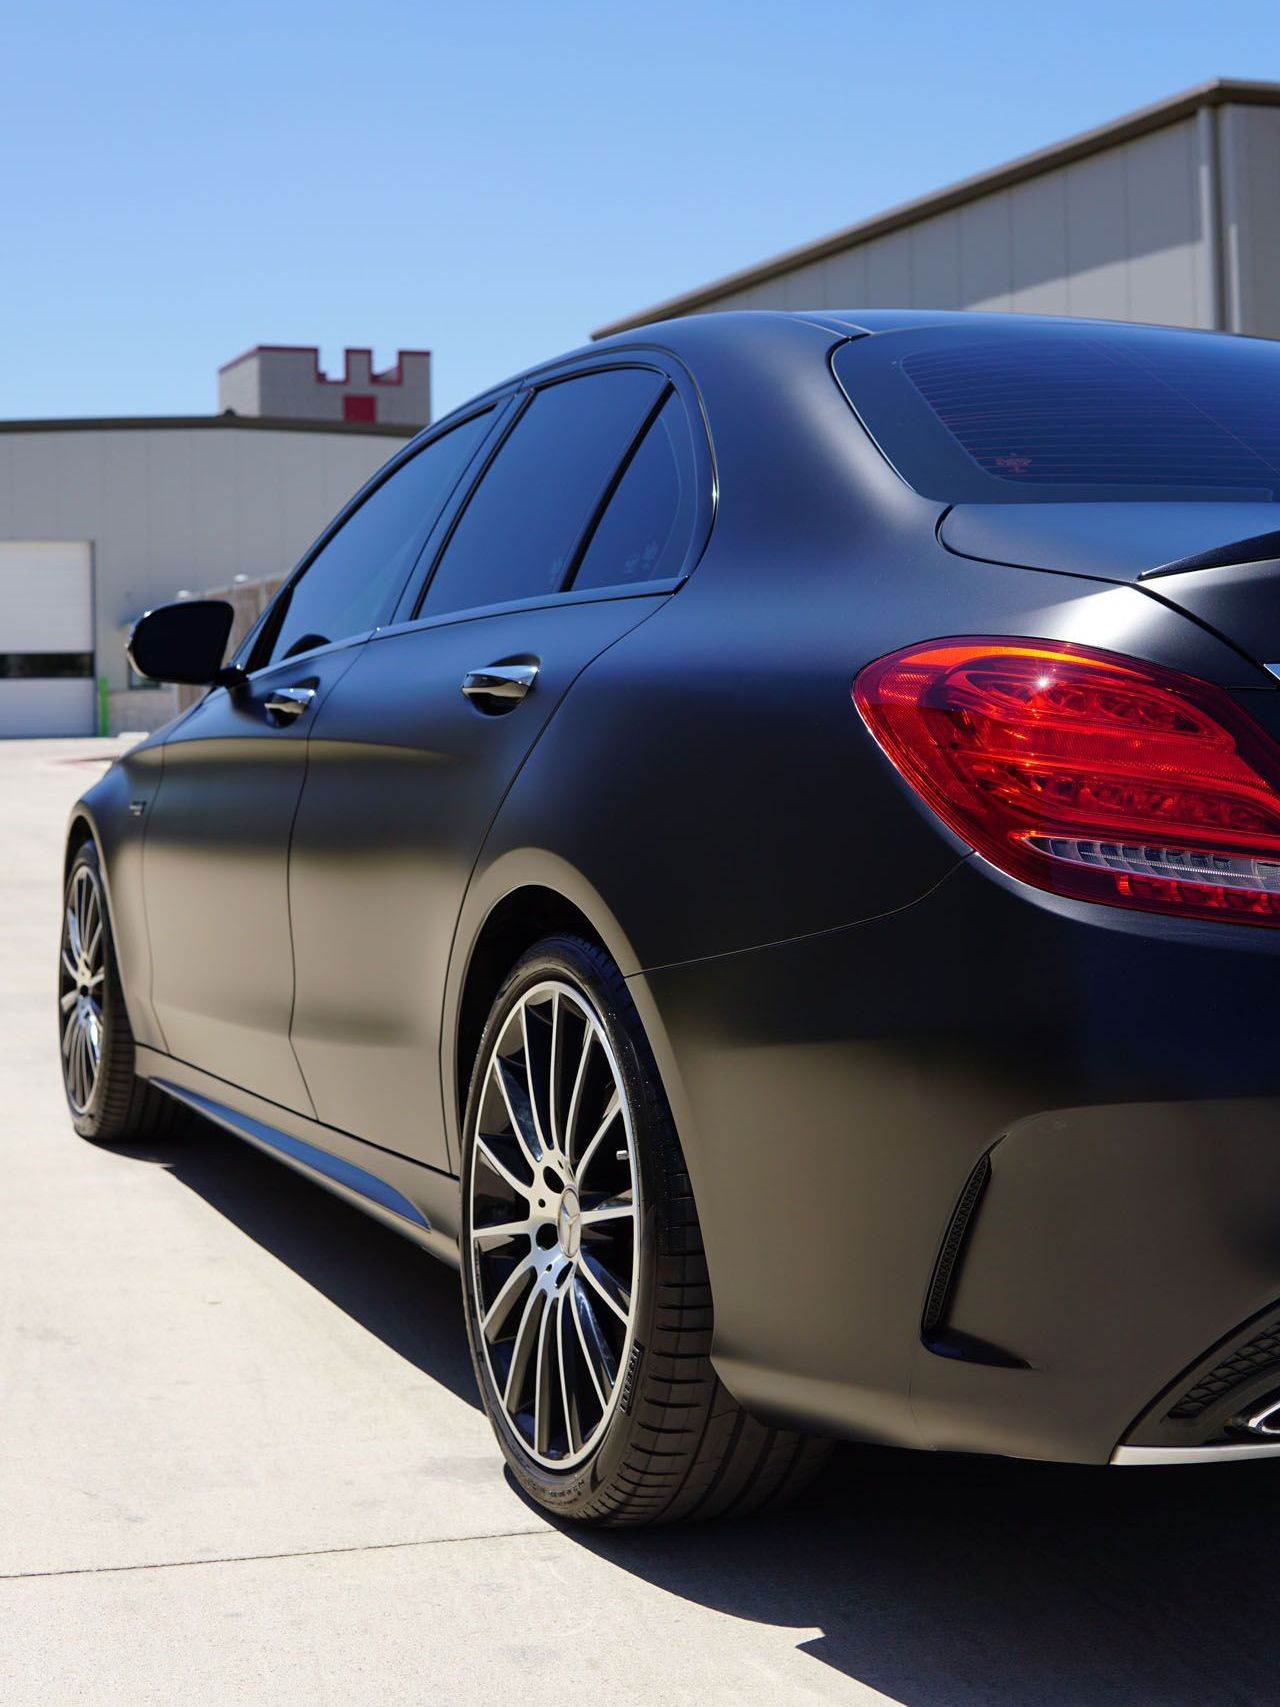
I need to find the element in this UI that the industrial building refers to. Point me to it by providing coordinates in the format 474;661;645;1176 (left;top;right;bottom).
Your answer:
11;80;1280;739
0;346;425;737
596;80;1280;340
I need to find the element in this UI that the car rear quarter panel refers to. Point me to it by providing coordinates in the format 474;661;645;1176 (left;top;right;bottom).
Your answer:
460;328;1280;1446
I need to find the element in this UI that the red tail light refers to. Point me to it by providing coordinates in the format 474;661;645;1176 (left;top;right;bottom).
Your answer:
853;638;1280;927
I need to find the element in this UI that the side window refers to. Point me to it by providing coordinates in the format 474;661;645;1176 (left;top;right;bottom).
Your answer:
417;369;665;619
571;394;697;590
259;409;493;668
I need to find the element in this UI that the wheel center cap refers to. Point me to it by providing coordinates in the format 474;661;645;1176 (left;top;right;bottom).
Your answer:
557;1187;582;1259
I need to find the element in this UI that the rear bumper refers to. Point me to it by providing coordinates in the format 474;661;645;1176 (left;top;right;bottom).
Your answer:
636;856;1280;1465
1113;1443;1280;1464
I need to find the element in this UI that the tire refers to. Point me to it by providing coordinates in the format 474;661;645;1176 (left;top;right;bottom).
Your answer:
59;839;178;1145
459;932;830;1525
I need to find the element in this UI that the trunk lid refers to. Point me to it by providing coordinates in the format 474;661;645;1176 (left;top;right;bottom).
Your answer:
941;502;1280;669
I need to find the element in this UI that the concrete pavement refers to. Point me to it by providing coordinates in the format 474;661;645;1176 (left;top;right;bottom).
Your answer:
5;737;1280;1705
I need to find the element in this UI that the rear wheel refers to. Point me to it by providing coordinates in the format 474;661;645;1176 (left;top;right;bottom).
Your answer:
59;840;177;1144
460;933;830;1525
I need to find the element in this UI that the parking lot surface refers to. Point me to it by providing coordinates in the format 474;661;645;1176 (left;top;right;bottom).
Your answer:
5;737;1280;1706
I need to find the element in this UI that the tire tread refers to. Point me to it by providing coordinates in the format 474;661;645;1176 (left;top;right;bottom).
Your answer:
65;842;178;1146
482;933;831;1528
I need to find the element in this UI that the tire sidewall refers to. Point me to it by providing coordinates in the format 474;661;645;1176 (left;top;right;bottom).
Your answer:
61;842;123;1139
459;934;665;1519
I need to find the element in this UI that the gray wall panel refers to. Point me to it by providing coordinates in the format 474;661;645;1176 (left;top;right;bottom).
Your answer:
1226;104;1280;338
146;432;196;590
51;432;104;540
1124;122;1203;326
9;436;57;538
866;228;913;305
959;194;1014;309
828;244;870;308
911;213;962;307
1063;149;1130;318
0;427;405;695
1010;176;1070;312
682;115;1221;333
186;427;238;588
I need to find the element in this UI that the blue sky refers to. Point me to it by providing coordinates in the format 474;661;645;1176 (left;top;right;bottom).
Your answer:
4;0;1279;420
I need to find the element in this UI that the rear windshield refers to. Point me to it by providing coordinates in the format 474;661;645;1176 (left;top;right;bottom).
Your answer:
833;322;1280;503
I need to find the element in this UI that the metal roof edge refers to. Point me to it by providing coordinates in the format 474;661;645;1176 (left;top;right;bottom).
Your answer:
0;414;416;438
592;79;1280;338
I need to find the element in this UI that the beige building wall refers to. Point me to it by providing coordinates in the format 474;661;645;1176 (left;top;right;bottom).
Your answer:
0;422;408;707
669;118;1214;329
596;83;1280;344
1222;103;1280;338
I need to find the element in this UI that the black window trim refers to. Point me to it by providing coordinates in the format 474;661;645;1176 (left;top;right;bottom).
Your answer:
400;354;713;625
367;577;680;655
405;386;539;623
237;396;512;677
559;382;679;596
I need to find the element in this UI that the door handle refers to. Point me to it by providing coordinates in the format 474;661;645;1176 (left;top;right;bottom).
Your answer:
461;662;539;705
264;685;317;723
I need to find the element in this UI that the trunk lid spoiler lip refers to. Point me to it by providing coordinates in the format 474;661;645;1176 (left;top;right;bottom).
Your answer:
1141;529;1280;581
939;501;1280;584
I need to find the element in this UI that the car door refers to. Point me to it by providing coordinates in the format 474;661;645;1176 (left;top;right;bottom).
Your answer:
287;365;705;1169
142;405;499;1108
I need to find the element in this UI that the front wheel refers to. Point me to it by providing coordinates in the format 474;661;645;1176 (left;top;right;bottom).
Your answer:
59;839;176;1145
459;933;829;1525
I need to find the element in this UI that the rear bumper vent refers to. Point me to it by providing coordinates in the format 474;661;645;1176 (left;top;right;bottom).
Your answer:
1123;1301;1280;1450
921;1153;990;1342
920;1153;1029;1369
1167;1319;1280;1421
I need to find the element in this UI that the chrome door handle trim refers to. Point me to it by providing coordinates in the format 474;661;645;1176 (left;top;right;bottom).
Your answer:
264;685;317;721
461;663;539;702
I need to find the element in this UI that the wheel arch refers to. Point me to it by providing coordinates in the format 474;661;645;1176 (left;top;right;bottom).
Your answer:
63;807;97;877
61;758;168;1054
444;852;695;1187
452;883;604;1140
62;802;130;955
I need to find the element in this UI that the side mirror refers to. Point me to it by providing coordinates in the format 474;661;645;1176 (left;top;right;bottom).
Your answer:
127;599;239;687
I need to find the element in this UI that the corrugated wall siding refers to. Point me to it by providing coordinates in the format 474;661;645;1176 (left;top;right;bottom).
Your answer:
699;117;1217;331
0;426;400;694
1222;104;1280;337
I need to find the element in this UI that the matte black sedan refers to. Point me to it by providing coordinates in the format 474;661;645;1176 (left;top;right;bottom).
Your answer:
63;309;1280;1523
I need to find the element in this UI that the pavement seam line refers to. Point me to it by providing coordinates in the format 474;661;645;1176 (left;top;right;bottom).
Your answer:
0;1525;552;1583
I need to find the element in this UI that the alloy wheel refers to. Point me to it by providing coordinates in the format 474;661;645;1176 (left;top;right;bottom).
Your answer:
59;864;106;1114
467;979;640;1471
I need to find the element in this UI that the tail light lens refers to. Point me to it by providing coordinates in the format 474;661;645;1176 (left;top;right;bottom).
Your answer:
853;638;1280;927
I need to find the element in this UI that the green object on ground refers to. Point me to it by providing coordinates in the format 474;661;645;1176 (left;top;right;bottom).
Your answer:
98;676;109;737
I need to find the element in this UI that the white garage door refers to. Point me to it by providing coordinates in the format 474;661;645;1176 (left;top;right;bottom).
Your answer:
0;542;96;737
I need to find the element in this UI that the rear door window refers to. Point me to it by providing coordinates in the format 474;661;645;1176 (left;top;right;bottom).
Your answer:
417;368;666;619
570;393;697;590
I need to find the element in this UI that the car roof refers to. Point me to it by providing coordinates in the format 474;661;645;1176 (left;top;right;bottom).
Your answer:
428;308;1240;439
592;305;1237;347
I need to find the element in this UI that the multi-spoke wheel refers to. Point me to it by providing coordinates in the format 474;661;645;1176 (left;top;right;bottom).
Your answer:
468;977;638;1469
60;862;106;1114
58;839;176;1144
460;933;830;1526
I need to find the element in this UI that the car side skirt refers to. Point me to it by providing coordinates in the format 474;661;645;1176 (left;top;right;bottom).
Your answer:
137;1047;463;1265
